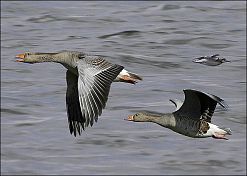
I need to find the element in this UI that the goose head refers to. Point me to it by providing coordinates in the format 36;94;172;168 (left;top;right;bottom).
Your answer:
126;113;146;122
125;112;161;122
16;52;57;64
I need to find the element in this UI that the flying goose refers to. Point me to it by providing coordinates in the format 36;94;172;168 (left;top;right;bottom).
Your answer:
16;51;142;136
126;89;231;140
193;54;230;66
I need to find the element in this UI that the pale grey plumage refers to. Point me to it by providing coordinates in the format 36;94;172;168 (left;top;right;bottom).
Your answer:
76;58;123;129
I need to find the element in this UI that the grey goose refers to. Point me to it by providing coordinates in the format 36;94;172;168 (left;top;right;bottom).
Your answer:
16;51;142;136
126;89;231;140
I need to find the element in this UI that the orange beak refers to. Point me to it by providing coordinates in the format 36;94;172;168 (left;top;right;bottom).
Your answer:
124;115;134;121
15;53;25;62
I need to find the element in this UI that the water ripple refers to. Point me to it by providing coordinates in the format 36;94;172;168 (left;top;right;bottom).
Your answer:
27;15;57;23
117;54;181;69
2;1;246;175
1;108;29;115
200;43;233;49
98;30;141;39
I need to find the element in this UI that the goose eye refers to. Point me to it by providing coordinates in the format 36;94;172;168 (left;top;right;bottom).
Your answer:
25;52;31;56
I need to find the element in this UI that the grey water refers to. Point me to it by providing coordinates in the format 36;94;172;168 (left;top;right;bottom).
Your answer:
1;1;246;175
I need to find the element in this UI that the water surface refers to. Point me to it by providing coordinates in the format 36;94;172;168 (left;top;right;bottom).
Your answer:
1;1;246;175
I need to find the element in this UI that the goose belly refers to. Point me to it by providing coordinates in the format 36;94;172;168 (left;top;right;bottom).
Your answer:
169;117;202;138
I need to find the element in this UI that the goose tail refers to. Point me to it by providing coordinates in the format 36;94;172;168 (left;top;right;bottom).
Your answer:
115;69;142;84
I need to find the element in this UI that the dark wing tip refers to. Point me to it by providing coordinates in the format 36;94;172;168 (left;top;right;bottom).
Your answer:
209;93;229;110
183;89;228;110
194;56;204;60
211;54;220;57
169;99;177;107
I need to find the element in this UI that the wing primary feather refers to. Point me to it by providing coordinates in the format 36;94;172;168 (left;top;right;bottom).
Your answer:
203;91;228;110
82;77;98;126
74;59;123;132
66;70;88;136
82;80;94;125
79;74;96;127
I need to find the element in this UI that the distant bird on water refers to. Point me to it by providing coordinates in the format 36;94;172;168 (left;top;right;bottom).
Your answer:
16;51;142;136
193;54;231;66
126;89;231;140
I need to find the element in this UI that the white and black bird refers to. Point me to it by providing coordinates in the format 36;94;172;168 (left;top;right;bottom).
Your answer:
193;54;230;66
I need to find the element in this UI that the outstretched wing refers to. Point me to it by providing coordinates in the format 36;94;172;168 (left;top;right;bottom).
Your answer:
66;71;85;136
66;56;124;136
77;56;123;133
173;89;227;122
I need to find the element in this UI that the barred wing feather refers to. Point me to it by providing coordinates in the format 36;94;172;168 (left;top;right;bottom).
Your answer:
77;58;123;131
